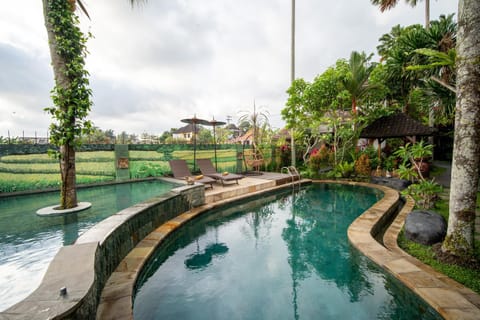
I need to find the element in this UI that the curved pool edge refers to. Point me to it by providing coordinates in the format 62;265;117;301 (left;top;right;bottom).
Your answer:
0;181;203;319
97;180;480;320
6;177;478;319
346;182;480;320
96;178;313;320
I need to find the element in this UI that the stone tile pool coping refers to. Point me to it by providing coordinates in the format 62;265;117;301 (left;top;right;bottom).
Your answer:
95;178;302;319
346;182;480;320
2;178;479;319
95;180;480;320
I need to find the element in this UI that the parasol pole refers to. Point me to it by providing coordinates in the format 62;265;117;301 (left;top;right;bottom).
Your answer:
181;115;211;172
193;121;197;172
213;123;218;170
207;118;225;171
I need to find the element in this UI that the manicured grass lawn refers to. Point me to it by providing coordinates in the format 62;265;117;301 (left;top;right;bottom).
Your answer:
398;193;480;294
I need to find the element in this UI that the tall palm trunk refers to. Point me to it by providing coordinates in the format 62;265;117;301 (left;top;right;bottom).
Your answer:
43;0;78;209
290;0;296;167
441;0;480;257
424;0;430;29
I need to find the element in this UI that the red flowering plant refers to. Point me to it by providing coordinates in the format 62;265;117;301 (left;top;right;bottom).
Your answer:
308;145;332;176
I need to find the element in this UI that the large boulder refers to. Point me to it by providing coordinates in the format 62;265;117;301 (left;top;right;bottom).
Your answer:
405;210;447;245
370;176;411;191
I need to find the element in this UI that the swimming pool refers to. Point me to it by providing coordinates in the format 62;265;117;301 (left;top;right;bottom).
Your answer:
133;183;442;319
0;179;178;311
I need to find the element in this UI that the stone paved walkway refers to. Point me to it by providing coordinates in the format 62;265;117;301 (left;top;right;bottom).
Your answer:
433;160;480;241
349;182;480;320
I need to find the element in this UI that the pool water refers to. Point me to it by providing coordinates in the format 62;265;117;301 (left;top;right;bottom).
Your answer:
134;184;442;320
0;179;177;311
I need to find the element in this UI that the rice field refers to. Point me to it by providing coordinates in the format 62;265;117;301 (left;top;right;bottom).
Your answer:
0;151;117;193
0;172;114;193
0;147;247;193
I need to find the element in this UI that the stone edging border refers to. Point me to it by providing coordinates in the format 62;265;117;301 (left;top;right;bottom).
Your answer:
97;180;480;319
346;181;480;320
96;180;312;319
1;183;202;319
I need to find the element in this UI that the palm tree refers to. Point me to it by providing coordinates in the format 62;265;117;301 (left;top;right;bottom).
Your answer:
373;0;480;260
377;25;430;112
42;0;142;209
371;0;435;140
291;0;296;167
238;103;270;161
341;51;377;114
371;0;430;29
441;0;480;259
403;15;457;124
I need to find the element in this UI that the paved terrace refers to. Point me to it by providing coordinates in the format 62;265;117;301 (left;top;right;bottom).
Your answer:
3;174;479;319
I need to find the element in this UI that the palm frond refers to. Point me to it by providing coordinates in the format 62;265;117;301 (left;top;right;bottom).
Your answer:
406;48;456;70
76;0;90;19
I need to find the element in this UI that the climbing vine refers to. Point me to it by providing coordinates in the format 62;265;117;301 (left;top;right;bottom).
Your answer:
44;0;92;151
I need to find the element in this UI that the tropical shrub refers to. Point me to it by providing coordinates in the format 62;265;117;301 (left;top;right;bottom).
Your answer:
130;162;168;178
338;161;355;178
396;163;418;182
362;145;380;169
308;146;333;175
402;179;443;209
394;141;433;180
328;161;355;179
354;153;371;176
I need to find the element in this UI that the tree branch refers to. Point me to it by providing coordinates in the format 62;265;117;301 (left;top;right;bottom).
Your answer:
431;76;457;93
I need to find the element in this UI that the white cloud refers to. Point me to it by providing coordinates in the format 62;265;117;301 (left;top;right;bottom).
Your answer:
0;0;458;138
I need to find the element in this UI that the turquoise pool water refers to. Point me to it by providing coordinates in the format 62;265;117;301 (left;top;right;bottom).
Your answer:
134;184;442;320
0;179;177;311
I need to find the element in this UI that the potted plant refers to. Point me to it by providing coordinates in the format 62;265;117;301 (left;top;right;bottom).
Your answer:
410;141;433;178
394;141;433;180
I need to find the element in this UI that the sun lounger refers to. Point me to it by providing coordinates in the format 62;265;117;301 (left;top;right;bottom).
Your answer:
168;159;215;189
196;158;244;186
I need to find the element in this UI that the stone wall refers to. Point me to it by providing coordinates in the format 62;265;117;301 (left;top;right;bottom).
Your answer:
1;183;204;319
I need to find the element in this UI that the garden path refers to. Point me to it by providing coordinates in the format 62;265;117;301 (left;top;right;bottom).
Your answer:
433;160;480;242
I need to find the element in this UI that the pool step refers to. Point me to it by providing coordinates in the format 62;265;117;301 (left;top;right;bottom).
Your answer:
204;177;276;203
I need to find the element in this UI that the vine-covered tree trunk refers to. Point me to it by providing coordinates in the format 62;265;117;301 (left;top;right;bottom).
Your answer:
42;0;91;209
441;0;480;257
59;145;77;208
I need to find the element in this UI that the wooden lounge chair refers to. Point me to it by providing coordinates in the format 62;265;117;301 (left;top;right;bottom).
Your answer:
196;158;244;186
168;159;215;189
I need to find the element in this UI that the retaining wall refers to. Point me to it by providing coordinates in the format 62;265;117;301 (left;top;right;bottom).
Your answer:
1;183;204;319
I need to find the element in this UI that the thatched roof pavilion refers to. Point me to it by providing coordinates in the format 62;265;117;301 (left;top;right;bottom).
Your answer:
360;112;437;162
360;112;437;140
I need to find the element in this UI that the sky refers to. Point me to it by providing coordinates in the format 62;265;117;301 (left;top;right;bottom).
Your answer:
0;0;457;139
